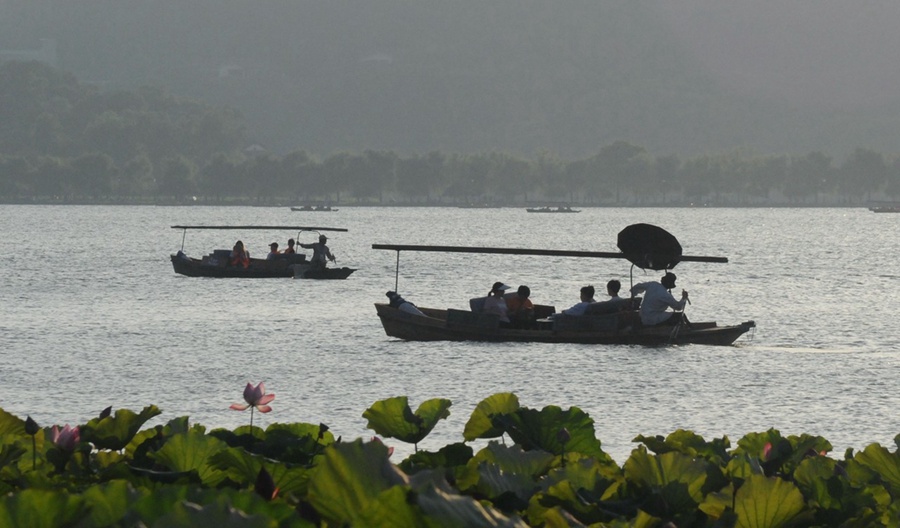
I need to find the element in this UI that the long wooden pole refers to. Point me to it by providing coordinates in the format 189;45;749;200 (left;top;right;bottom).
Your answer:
371;244;727;263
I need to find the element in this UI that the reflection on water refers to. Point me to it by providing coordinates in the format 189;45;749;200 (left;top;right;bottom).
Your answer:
1;205;897;463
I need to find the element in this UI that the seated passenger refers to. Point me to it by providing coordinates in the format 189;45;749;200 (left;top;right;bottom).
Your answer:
230;240;249;268
506;285;535;328
630;272;689;326
558;285;596;316
283;238;296;254
483;281;511;323
266;242;280;260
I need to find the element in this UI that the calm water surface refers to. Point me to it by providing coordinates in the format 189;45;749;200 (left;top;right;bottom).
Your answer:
1;205;897;463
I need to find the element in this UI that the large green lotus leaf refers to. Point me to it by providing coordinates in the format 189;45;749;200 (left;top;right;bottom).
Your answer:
623;448;709;513
357;485;429;527
699;483;735;520
81;405;162;451
151;500;276;528
734;429;782;457
151;430;228;486
495;405;609;461
854;443;900;492
733;474;806;528
478;441;556;478
307;438;409;525
210;447;312;495
415;482;529;527
266;422;334;442
80;480;144;527
401;441;474;472
0;489;88;528
363;396;451;444
463;392;520;441
634;429;730;466
725;453;765;481
792;456;838;506
0;409;25;438
544;453;623;497
469;460;538;502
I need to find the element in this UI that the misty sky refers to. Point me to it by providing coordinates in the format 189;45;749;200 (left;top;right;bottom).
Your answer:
657;1;900;107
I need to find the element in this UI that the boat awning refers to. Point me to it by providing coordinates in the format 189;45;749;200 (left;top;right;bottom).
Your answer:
371;244;726;263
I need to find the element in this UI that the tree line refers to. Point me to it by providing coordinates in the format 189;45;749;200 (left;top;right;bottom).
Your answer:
1;61;899;206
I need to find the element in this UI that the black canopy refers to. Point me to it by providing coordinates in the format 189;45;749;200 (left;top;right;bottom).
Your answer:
616;223;683;270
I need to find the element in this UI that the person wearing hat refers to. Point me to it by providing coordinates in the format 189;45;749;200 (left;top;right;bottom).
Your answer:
266;242;280;260
629;272;689;326
483;281;511;324
299;234;336;271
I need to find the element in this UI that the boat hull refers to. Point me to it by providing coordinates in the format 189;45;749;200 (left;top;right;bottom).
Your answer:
291;264;356;279
375;304;754;346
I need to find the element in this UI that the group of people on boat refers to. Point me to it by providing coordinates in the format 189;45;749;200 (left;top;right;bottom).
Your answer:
229;234;336;270
478;272;689;329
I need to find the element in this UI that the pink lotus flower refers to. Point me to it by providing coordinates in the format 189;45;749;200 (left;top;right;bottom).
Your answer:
50;424;80;451
762;441;772;461
230;382;275;429
231;382;275;413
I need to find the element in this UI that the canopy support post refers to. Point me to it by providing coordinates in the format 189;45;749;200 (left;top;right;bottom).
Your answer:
180;228;187;252
394;250;401;292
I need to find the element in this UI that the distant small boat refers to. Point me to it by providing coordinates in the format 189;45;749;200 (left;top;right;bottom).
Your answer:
869;203;900;213
291;205;338;212
170;225;355;279
526;206;580;213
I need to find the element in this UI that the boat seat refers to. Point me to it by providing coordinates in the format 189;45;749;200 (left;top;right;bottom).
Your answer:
448;308;500;329
469;297;487;312
584;296;640;315
553;313;619;332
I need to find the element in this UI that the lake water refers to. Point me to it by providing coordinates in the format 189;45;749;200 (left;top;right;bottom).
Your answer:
1;205;898;463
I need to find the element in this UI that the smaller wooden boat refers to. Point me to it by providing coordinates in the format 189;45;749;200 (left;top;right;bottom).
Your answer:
171;225;354;279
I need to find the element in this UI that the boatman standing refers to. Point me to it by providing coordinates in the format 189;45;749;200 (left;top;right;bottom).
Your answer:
630;272;688;326
300;234;336;271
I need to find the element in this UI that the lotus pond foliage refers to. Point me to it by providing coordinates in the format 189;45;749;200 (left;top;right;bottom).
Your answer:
0;392;899;526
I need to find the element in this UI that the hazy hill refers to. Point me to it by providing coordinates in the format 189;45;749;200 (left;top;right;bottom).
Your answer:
2;0;899;159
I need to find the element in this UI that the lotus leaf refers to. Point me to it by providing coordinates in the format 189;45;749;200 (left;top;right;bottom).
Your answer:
0;408;25;438
152;500;276;528
854;443;900;492
401;441;473;472
80;405;162;451
732;474;807;528
473;441;556;479
307;439;409;526
0;489;88;528
623;448;710;516
80;480;143;527
151;430;229;486
543;453;623;499
356;486;427;527
363;396;451;445
634;429;730;465
493;405;609;462
463;392;520;441
415;483;528;527
210;447;312;495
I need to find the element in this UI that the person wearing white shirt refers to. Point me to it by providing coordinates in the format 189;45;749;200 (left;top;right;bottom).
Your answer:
630;272;688;326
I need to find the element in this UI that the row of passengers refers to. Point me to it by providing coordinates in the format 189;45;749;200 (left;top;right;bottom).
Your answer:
483;280;623;326
231;235;336;269
484;274;689;327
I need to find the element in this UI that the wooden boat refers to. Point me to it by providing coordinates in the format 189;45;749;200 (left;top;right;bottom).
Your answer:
526;206;580;213
371;224;755;346
170;225;356;279
291;205;338;212
375;304;755;346
868;203;900;213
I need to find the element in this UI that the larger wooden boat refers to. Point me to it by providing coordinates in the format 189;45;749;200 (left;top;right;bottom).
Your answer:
170;225;356;279
371;224;755;346
374;303;754;346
